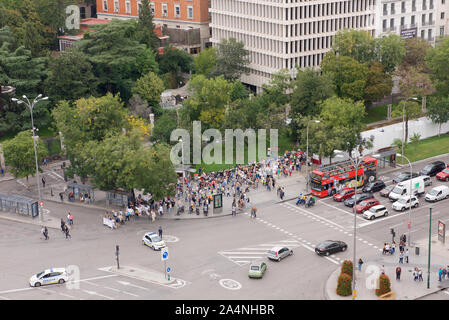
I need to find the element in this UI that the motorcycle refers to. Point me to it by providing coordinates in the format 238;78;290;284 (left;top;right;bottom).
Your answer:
305;198;315;208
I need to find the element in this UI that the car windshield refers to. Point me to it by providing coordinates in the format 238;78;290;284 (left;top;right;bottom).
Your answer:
422;165;432;172
317;242;331;249
36;271;45;278
442;169;449;174
250;266;260;271
369;207;379;213
398;198;408;204
150;235;162;242
428;189;439;196
359;201;368;206
397;173;408;179
392;186;403;194
386;185;394;191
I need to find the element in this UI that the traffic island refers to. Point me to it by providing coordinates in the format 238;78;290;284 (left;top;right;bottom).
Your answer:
99;265;176;285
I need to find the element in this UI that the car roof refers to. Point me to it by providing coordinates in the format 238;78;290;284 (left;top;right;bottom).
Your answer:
44;268;66;273
432;185;449;191
145;232;157;236
270;246;285;251
250;260;265;266
398;195;417;200
370;205;386;210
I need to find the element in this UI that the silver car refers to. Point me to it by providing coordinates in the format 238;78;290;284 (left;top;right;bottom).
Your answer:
267;246;293;261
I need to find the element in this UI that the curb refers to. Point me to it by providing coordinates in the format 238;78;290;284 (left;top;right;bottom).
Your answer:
0;214;60;230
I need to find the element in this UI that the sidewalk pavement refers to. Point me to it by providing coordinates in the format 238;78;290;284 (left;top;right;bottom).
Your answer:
99;265;175;285
325;234;449;300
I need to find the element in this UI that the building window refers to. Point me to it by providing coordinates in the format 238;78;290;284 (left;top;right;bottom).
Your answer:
391;3;395;14
401;1;406;13
125;1;131;13
150;3;155;14
138;1;142;14
187;6;193;19
103;0;108;11
423;0;427;10
440;27;445;36
383;19;387;31
421;30;425;38
428;29;432;40
114;0;119;12
383;3;387;15
411;15;415;26
442;12;445;19
174;4;180;17
162;3;168;17
412;0;416;11
401;16;405;26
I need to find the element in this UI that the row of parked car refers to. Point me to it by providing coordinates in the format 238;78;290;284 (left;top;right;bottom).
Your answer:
331;161;449;220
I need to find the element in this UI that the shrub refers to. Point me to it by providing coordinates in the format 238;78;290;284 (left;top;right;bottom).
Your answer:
376;274;391;296
336;273;352;296
341;260;353;278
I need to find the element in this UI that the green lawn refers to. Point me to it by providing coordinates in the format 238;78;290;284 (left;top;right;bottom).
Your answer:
363;105;388;124
397;134;449;164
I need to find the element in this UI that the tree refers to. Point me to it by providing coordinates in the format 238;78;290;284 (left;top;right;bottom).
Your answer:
78;19;148;101
151;110;177;144
132;71;165;116
321;54;368;102
194;47;217;77
45;48;98;104
136;0;159;50
212;38;250;81
374;34;406;74
331;29;375;64
157;46;193;88
400;37;432;71
426;37;449;97
427;96;449;137
364;62;393;106
3;130;48;179
391;100;421;143
289;68;334;128
410;132;421;152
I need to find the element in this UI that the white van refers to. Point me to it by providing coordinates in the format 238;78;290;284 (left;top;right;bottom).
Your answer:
389;176;425;201
425;185;449;202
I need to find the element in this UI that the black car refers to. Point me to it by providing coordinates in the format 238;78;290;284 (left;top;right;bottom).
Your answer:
315;240;348;256
344;193;374;207
392;172;419;184
362;180;386;193
419;161;446;177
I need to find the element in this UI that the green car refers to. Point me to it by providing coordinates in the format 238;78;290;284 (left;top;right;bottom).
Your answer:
248;261;267;278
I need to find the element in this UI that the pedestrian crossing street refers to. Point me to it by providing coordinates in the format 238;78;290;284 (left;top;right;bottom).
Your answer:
218;239;302;266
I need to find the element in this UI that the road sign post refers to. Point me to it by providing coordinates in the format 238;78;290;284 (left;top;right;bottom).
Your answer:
161;247;169;279
115;245;120;269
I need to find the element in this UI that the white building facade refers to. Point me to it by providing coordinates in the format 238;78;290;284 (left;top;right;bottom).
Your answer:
375;0;449;44
211;0;449;92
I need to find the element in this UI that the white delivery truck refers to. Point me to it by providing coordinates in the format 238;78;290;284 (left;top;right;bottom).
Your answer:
389;176;426;201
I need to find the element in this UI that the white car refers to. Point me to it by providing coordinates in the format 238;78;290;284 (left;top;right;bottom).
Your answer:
392;195;419;211
29;268;68;287
142;232;166;250
362;205;388;220
425;185;449;202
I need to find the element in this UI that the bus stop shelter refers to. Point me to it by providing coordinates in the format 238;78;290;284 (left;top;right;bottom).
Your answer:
0;194;39;217
66;182;94;203
106;190;134;208
373;147;397;169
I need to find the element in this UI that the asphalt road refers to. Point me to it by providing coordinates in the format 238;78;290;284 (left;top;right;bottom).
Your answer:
1;156;449;300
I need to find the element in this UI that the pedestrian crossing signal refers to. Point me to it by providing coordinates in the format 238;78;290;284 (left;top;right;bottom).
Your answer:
39;202;43;207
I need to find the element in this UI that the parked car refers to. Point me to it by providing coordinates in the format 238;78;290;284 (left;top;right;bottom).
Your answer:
362;205;389;220
380;185;394;198
422;175;432;187
392;172;419;184
388;177;426;201
29;268;68;287
419;161;446;177
315;240;347;256
344;193;374;207
248;261;267;279
436;168;449;182
362;180;386;193
267;246;293;262
333;188;355;202
425;185;449;202
355;198;380;213
392;195;419;211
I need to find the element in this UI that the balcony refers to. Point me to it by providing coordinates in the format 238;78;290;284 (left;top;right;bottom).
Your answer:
383;26;397;32
383;10;388;15
422;20;435;26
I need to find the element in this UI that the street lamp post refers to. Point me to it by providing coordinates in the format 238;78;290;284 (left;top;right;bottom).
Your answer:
335;149;362;299
11;94;48;222
306;120;320;192
397;153;413;246
427;207;432;289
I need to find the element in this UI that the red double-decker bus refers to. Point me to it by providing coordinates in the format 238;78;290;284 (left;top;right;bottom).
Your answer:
309;156;378;198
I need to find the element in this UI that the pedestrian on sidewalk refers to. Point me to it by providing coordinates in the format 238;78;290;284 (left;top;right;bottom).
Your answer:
251;206;257;219
42;176;46;188
413;268;419;281
418;268;423;281
280;188;285;201
399;252;404;264
381;265;385;275
391;241;396;255
405;249;409;263
60;219;66;233
67;213;73;226
385;243;390;255
42;226;49;240
64;225;71;239
439;268;443;281
0;167;4;177
358;258;363;272
396;266;401;281
151;210;156;222
59;192;64;202
158;226;163;239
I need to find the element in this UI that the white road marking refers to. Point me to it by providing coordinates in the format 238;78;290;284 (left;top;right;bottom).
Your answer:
83;290;114;300
300;244;340;265
284;202;346;230
318;201;365;222
0;296;10;300
58;292;79;299
83;281;99;287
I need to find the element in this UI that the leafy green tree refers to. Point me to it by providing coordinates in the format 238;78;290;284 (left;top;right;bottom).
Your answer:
331;29;375;64
78;19;148;101
364;62;393;106
45;48;98;104
321;54;368;101
135;47;159;75
391;100;422;143
400;37;432;71
374;34;405;74
409;132;421;152
426;37;449;97
132;71;165;116
3;130;48;179
212;38;250;81
427;96;449;137
157;46;193;88
151;110;177;144
136;0;159;50
194;47;217;77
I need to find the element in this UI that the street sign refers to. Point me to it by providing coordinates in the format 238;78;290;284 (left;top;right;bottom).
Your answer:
352;289;357;299
161;247;169;261
167;267;171;273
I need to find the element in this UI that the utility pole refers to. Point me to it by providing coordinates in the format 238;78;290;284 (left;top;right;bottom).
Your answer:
427;207;432;289
116;245;120;269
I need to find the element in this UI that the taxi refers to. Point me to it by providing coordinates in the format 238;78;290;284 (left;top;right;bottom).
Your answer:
142;232;166;250
29;268;68;287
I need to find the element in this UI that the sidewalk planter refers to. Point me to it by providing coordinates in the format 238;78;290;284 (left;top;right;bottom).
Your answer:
341;260;353;279
336;273;352;296
376;274;392;297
